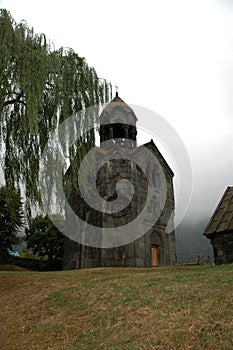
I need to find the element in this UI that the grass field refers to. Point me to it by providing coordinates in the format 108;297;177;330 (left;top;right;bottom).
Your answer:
0;264;233;350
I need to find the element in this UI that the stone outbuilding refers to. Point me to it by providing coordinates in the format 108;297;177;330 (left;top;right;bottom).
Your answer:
204;186;233;265
63;94;177;269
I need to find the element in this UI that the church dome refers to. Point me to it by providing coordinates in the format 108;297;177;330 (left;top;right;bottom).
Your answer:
100;93;137;145
100;93;137;125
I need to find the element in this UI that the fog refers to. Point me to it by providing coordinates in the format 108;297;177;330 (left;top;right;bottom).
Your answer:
2;0;233;248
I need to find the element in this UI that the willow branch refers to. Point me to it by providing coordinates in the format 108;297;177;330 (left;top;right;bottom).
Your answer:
3;91;26;107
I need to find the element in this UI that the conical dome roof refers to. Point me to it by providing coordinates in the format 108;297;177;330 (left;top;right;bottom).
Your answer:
100;93;137;125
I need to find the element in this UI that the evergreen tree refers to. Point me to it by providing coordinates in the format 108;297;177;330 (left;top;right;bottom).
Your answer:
0;186;24;261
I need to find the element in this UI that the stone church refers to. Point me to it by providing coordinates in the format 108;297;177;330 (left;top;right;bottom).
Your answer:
63;94;176;269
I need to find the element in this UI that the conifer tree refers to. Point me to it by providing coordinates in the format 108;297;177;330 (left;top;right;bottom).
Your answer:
0;186;24;261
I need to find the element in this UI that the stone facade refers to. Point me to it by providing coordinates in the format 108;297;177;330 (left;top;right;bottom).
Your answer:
204;186;233;265
63;95;177;269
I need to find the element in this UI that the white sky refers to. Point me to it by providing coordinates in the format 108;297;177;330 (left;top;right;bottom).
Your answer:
1;0;233;223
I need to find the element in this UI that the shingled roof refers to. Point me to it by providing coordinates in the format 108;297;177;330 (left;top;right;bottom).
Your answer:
204;186;233;236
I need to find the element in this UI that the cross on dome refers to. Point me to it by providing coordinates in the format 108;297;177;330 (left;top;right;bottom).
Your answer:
115;85;119;97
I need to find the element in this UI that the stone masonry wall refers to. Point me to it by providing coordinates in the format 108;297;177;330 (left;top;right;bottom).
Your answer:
63;146;176;269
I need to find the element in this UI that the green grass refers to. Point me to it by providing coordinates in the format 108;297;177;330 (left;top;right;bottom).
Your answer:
0;264;233;349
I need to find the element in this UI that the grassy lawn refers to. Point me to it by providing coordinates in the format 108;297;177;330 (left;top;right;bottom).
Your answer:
0;264;233;349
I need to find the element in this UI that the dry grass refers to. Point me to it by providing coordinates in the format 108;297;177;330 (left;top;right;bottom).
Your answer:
0;264;233;349
0;265;27;272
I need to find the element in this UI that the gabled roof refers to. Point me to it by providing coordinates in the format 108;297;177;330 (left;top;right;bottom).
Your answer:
96;139;174;178
204;186;233;236
96;143;137;158
142;139;174;178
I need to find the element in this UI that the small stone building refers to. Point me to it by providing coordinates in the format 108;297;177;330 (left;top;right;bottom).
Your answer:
63;94;176;269
204;186;233;265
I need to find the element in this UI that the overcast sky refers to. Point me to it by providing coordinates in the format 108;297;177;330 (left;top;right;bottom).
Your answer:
1;0;233;224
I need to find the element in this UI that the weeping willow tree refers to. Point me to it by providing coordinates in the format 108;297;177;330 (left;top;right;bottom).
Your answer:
0;9;111;213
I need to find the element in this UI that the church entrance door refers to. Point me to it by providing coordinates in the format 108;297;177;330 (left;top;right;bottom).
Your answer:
151;245;159;267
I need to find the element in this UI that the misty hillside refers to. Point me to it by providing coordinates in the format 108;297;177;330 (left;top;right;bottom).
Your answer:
175;218;214;263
